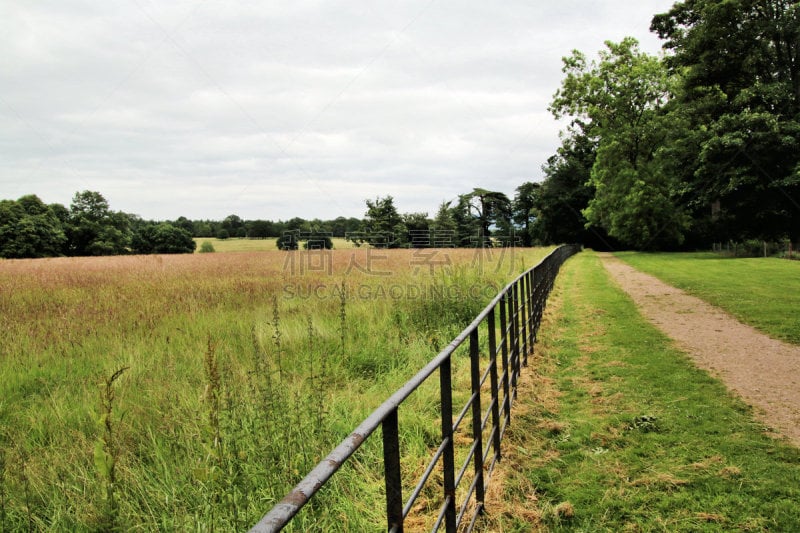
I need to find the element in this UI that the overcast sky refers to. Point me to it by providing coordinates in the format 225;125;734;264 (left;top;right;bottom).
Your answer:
1;1;676;221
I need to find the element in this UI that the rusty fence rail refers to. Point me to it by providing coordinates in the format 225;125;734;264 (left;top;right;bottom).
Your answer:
250;244;581;532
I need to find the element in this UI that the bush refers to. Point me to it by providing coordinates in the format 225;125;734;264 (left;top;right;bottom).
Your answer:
199;241;215;253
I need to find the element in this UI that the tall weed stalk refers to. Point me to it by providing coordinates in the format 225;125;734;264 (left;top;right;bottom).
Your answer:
94;366;128;532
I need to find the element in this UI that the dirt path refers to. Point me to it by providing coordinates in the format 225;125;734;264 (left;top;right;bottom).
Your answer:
599;253;800;447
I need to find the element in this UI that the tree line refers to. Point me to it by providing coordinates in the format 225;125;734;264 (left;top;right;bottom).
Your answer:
538;0;800;250
0;191;196;258
4;1;796;258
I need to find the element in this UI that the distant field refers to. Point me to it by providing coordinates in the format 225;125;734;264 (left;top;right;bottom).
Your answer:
193;236;358;252
614;252;800;345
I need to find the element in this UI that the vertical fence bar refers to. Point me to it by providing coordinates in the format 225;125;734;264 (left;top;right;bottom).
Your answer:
526;270;535;350
520;274;529;367
469;328;485;508
440;356;457;533
487;306;501;462
499;294;511;429
383;409;403;533
509;282;520;400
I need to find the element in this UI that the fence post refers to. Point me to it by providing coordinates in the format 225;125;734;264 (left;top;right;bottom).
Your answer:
382;409;403;532
520;274;529;367
526;270;534;353
509;282;520;401
499;294;511;429
487;306;502;462
439;356;457;533
469;328;485;508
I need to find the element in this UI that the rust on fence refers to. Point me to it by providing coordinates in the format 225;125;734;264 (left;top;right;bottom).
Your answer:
250;244;581;532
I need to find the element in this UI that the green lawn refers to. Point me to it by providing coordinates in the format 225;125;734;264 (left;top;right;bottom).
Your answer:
485;251;800;532
613;251;800;345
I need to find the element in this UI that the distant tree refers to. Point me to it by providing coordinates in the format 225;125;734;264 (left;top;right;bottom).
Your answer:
512;182;541;246
0;195;67;258
303;235;333;249
215;229;230;240
194;221;214;238
247;220;275;239
402;212;431;247
174;216;195;235
276;232;299;250
458;188;512;246
221;214;244;236
150;223;196;253
67;191;131;256
350;196;405;248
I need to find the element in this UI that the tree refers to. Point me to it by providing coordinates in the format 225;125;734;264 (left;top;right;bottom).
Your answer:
550;39;689;249
150;223;196;253
276;232;299;250
303;235;333;249
247;220;275;239
402;212;431;247
652;0;800;243
67;191;131;256
512;182;541;246
221;214;244;237
351;196;405;248
0;195;67;258
532;129;607;247
458;188;512;246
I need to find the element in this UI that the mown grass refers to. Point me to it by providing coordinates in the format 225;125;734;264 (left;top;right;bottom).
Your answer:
613;251;800;345
483;251;800;532
0;246;548;531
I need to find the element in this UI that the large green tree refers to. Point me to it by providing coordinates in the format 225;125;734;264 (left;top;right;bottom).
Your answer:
652;0;800;243
550;38;689;249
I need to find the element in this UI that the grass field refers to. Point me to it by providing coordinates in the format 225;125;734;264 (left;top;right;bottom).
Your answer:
3;247;799;531
484;251;800;531
613;252;800;345
192;237;358;253
0;246;548;531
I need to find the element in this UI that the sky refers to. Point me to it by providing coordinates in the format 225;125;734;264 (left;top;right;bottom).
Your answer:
1;1;677;222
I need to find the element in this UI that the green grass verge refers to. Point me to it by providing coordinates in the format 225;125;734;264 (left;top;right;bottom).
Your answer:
489;251;800;532
612;251;800;345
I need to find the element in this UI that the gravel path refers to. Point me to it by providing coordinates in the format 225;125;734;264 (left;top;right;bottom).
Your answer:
600;253;800;447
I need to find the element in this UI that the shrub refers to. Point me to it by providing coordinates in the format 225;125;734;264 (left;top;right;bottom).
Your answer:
199;241;215;253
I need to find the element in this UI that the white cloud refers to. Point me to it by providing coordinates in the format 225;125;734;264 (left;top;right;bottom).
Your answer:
0;0;676;220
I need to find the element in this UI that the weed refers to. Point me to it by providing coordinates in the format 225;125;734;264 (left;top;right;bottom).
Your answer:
338;279;347;359
0;446;5;532
271;296;283;379
94;366;128;532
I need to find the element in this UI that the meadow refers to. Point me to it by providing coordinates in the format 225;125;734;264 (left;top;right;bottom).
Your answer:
0;246;549;531
192;237;358;253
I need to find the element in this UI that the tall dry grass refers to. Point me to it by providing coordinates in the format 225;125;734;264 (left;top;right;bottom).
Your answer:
0;247;549;530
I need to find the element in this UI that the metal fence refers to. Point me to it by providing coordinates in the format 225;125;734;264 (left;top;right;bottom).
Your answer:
251;244;582;532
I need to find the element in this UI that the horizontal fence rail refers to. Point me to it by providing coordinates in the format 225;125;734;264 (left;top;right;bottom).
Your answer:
251;244;582;532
